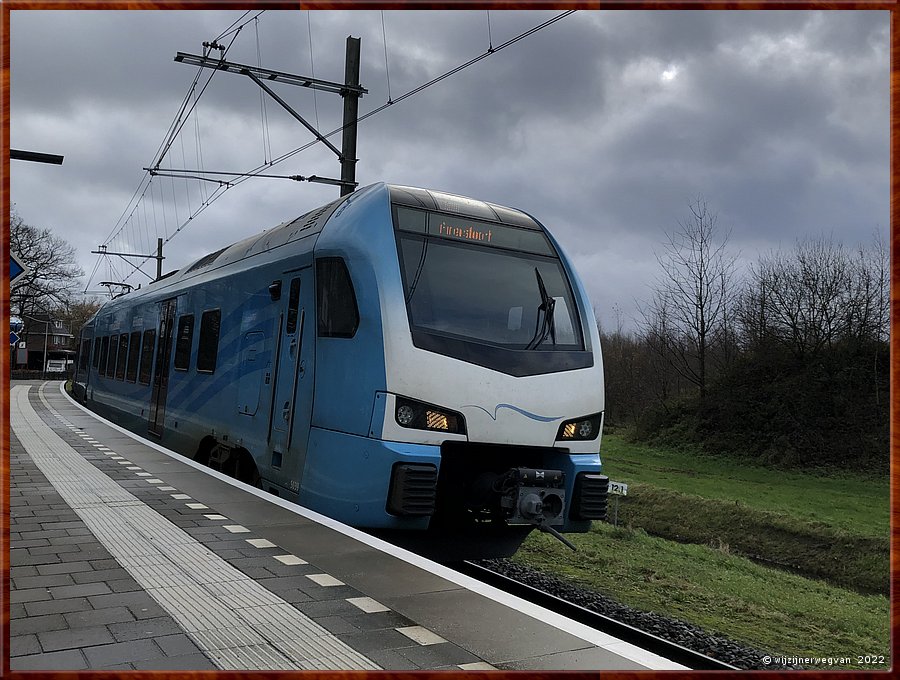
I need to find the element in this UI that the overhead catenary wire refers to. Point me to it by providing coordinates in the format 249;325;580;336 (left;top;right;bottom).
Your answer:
170;171;180;228
98;16;252;257
85;256;104;292
381;11;392;103
256;16;273;164
307;11;320;131
149;168;347;184
260;10;578;171
214;10;251;42
192;83;207;205
102;41;213;246
107;10;576;287
169;10;577;186
487;10;494;52
180;131;192;215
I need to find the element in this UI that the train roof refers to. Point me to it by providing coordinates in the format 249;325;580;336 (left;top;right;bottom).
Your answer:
387;185;542;230
89;183;542;318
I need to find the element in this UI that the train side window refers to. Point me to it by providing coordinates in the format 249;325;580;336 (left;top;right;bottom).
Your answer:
139;329;155;384
174;314;194;371
197;309;221;373
100;336;110;376
316;257;359;338
107;335;119;377
126;331;141;382
116;333;129;380
93;338;102;369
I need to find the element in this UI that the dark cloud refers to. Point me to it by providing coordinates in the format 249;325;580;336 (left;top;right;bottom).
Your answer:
10;9;888;332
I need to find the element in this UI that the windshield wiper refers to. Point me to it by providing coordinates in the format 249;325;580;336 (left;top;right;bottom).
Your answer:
405;238;429;304
525;267;556;350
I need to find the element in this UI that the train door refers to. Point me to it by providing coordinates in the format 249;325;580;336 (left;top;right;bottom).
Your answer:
148;298;176;437
268;269;315;495
74;333;92;401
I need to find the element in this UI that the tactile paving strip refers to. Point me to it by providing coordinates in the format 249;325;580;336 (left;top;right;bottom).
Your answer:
11;385;380;671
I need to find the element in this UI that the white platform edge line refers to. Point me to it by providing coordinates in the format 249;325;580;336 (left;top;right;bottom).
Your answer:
57;381;687;671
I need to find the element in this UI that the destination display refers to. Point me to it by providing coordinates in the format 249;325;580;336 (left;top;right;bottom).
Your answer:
394;206;553;255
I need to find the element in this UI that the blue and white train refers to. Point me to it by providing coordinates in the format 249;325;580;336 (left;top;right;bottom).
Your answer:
73;183;609;556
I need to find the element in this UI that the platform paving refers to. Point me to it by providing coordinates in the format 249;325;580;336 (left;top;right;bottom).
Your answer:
11;429;215;670
10;381;675;671
9;383;477;670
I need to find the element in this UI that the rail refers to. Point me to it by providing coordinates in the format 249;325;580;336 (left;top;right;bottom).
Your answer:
455;560;739;671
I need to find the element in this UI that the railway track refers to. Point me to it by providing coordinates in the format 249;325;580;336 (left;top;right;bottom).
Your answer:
455;560;739;671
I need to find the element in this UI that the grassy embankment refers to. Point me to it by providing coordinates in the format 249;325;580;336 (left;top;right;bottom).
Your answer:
513;434;890;669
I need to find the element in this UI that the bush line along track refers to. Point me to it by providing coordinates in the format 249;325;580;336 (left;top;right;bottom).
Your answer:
455;560;738;671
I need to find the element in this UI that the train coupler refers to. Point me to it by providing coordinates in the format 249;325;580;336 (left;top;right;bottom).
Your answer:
495;468;575;551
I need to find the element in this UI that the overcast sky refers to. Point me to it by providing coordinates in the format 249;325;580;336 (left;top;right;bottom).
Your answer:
10;9;889;332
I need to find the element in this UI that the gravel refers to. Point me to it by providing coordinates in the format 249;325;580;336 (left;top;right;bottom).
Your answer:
475;558;799;670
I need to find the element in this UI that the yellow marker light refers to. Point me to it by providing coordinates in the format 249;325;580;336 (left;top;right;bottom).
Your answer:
563;422;576;439
425;411;449;430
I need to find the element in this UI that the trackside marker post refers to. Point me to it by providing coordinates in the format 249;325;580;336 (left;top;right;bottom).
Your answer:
609;480;628;527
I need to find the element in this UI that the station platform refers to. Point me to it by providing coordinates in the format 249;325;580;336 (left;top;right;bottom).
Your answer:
9;380;685;671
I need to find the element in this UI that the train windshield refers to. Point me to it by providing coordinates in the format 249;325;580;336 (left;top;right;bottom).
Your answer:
394;207;584;351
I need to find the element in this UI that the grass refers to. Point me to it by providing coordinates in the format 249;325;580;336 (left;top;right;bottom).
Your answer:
509;433;891;668
615;483;888;594
600;434;889;538
515;524;891;670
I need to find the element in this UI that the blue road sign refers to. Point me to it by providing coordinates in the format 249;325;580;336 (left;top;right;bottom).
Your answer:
10;331;20;346
11;251;29;287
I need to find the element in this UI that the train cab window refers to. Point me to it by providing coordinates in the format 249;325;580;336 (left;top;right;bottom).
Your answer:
107;335;119;377
139;329;155;385
174;314;194;371
316;257;359;338
126;331;141;382
99;336;110;376
197;309;221;373
116;333;129;380
93;338;102;369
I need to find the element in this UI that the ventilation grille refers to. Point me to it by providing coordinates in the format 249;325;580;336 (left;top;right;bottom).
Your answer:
571;473;609;521
387;463;438;516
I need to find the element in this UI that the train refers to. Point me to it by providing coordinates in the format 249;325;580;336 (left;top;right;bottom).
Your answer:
73;183;609;557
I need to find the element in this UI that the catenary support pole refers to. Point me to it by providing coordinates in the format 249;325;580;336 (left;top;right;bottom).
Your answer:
340;36;361;197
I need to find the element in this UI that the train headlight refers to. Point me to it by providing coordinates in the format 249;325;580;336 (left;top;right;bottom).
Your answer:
395;396;466;435
557;413;602;441
396;404;416;427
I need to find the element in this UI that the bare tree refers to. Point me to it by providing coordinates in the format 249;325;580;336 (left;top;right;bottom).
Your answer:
738;235;886;360
10;210;84;321
855;231;889;344
57;298;103;337
640;197;738;404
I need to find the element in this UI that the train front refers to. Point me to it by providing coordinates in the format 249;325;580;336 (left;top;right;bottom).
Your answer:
308;184;608;557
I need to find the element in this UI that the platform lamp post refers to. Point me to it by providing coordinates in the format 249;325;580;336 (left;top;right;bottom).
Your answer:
11;149;62;379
